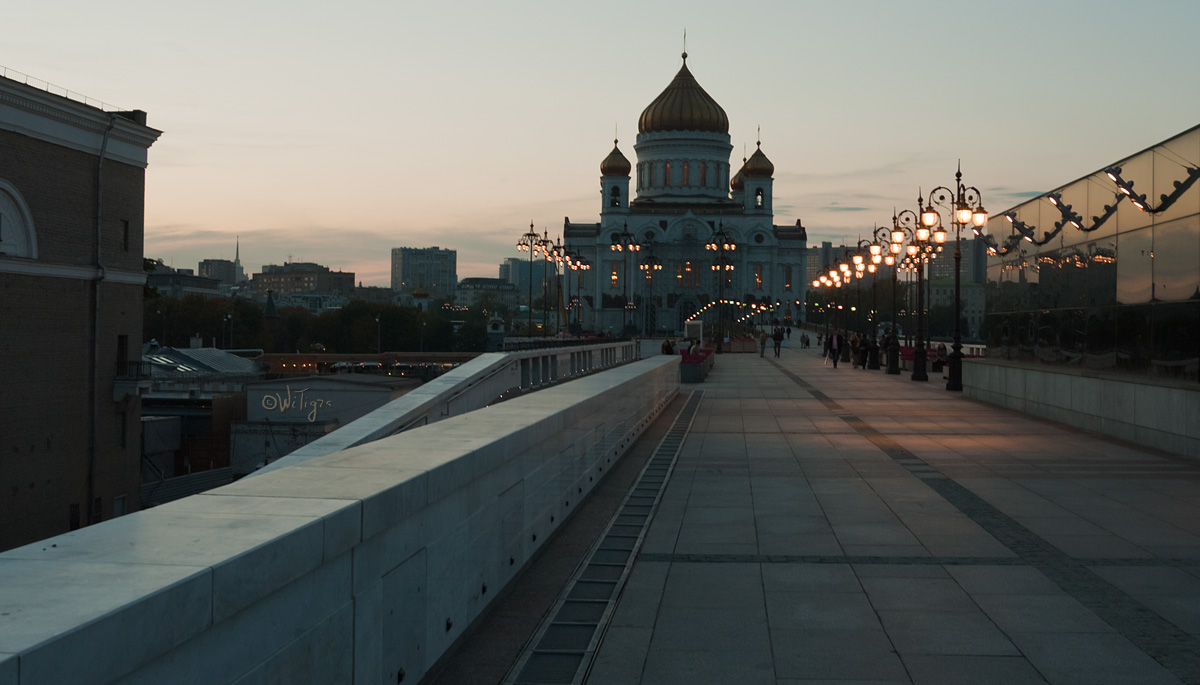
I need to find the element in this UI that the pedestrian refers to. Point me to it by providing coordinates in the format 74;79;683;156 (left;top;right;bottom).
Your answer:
850;332;861;368
772;327;784;357
786;327;791;340
661;338;675;355
758;329;768;357
830;330;841;368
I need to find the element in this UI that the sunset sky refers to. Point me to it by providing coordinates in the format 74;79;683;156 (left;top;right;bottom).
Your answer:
6;0;1199;286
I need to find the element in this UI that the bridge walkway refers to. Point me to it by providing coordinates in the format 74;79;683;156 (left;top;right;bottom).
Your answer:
439;346;1200;685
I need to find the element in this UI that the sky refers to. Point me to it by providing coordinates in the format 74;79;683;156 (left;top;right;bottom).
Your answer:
6;0;1200;286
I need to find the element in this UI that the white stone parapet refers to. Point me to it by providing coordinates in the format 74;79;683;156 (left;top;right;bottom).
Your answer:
0;355;680;685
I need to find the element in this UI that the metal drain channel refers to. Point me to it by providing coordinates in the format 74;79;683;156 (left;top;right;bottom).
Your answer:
503;390;704;685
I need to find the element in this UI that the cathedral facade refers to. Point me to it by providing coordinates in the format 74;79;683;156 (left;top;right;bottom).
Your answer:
565;53;807;336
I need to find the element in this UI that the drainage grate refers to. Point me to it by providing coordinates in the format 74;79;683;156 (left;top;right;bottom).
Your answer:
504;390;703;685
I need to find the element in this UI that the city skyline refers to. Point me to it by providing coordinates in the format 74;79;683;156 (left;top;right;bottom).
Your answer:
6;0;1199;286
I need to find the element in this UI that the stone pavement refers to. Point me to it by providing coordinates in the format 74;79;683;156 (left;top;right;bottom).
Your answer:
582;346;1200;685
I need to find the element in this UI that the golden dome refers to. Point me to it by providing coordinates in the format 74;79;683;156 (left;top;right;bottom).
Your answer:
638;53;729;134
743;143;774;178
600;140;631;176
730;158;746;191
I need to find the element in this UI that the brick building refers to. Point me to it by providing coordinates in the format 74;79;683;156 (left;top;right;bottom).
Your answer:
0;74;161;549
251;261;354;296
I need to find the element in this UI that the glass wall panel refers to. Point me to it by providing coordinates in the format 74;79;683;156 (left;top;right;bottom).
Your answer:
1115;305;1152;374
1086;240;1118;308
1153;216;1200;302
1084;306;1116;371
1150;301;1200;382
1114;152;1154;233
1152;127;1200;223
985;127;1199;383
1116;227;1153;305
1082;174;1121;242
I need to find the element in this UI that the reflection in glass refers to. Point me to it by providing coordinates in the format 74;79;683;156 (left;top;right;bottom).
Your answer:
1154;216;1200;302
1116;228;1153;305
1085;307;1116;371
1115;306;1152;374
1151;302;1200;382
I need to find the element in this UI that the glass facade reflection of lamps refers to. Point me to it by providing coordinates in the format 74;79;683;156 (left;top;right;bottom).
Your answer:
926;164;987;391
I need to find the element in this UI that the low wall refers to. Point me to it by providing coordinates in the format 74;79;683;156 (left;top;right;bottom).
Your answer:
964;358;1200;458
255;341;637;475
0;355;680;685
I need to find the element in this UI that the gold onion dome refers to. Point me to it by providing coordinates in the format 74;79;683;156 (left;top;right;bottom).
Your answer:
600;140;631;176
730;158;746;191
638;53;729;134
743;142;774;178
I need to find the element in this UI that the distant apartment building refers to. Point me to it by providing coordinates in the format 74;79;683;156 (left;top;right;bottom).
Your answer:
251;262;354;296
500;256;551;305
929;237;987;285
457;277;519;310
0;73;161;550
198;258;244;285
392;246;456;300
147;259;222;298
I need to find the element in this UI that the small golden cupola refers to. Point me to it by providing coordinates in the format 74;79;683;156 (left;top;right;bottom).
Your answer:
742;141;774;178
600;139;631;176
730;157;747;192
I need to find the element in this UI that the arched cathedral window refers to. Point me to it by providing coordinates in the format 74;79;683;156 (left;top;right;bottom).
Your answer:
755;188;764;209
610;186;621;207
0;181;37;259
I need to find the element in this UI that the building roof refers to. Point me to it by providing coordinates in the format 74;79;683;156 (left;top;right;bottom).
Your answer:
638;54;729;135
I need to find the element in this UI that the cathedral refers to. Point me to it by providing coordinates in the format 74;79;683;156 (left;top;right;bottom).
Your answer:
565;52;807;336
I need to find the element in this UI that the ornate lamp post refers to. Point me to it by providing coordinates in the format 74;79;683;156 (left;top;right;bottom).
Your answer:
516;222;540;337
638;240;662;336
706;223;736;353
925;164;987;391
537;230;553;337
610;222;638;336
893;195;942;382
879;225;902;374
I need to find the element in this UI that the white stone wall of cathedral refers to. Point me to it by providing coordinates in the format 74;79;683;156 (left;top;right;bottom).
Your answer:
570;219;804;335
633;131;733;201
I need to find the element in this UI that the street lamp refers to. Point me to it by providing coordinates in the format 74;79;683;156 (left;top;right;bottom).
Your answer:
516;222;540;337
610;222;638;336
375;315;381;354
926;163;987;391
537;230;553;337
638;241;662;336
706;223;736;353
224;313;232;349
893;195;938;382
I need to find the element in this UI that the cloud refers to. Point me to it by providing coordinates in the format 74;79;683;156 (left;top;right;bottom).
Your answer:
821;205;870;213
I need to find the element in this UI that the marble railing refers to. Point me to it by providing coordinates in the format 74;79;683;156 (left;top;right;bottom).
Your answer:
0;355;679;685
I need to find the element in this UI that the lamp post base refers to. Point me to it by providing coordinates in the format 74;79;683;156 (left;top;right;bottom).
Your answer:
911;346;928;382
946;347;964;391
886;341;900;375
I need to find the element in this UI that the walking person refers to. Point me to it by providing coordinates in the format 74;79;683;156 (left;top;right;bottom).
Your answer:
772;327;784;357
758;329;768;357
830;330;841;368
